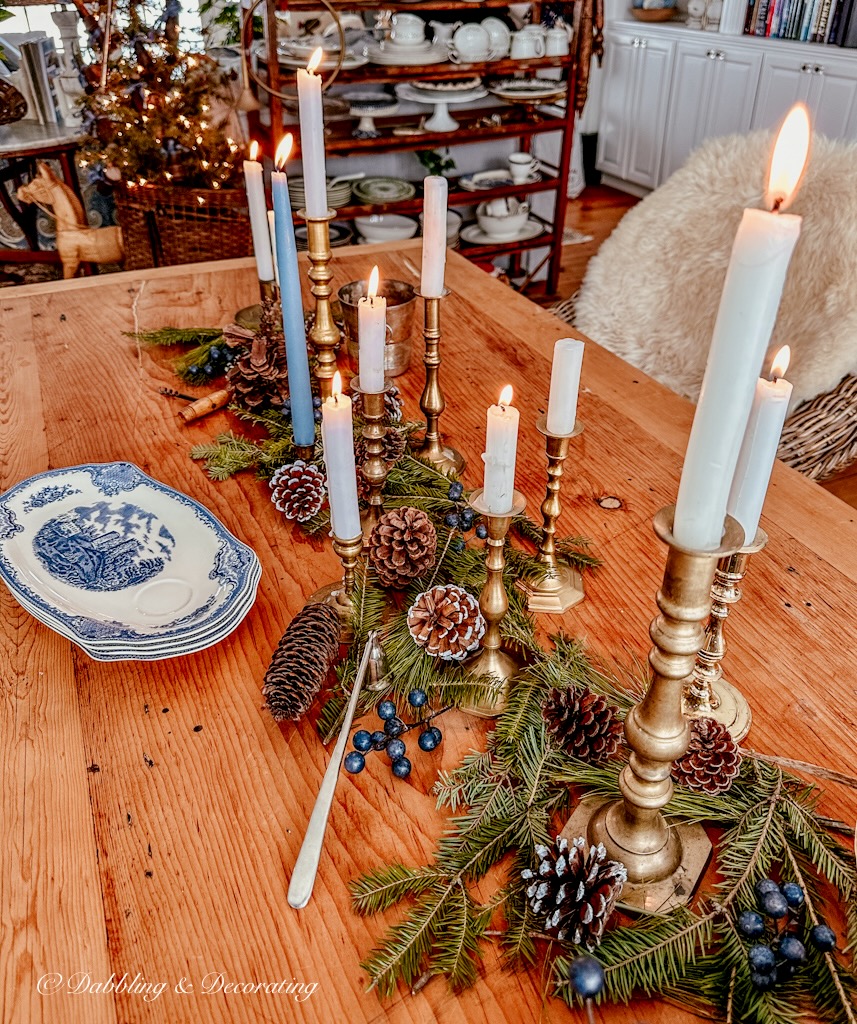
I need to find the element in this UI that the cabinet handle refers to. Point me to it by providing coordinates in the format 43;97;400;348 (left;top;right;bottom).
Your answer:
632;36;639;46
814;64;825;74
640;38;647;47
716;50;725;59
706;48;716;57
801;62;812;72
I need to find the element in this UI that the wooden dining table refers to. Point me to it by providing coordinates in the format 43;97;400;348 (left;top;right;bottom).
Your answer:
2;241;856;1024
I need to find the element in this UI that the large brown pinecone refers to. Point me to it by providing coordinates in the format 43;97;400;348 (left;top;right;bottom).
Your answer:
407;583;485;661
522;835;627;949
672;717;742;795
269;460;326;523
352;384;404;424
226;333;289;411
262;603;340;722
543;686;624;763
368;507;437;589
355;426;408;468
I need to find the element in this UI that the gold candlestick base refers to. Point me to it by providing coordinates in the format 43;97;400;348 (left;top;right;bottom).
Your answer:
308;533;364;640
564;507;743;914
234;278;276;331
351;378;389;538
300;209;341;402
683;528;767;743
462;488;527;718
516;415;585;614
412;291;465;476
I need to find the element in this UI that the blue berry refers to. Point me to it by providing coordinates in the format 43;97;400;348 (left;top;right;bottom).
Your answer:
568;955;604;999
377;700;397;720
313;409;322;422
209;346;221;360
344;751;365;774
418;728;439;752
445;511;461;529
451;538;465;553
408;688;428;708
755;878;780;899
475;523;488;540
283;399;291;412
737;910;766;939
386;738;406;760
312;396;322;408
447;481;464;500
429;726;442;746
810;924;836;952
391;756;412;778
761;890;789;919
751;971;776;991
779;936;806;963
780;882;805;908
188;364;199;374
460;509;474;530
748;944;776;973
203;362;215;376
353;729;372;752
384;716;405;738
370;730;388;751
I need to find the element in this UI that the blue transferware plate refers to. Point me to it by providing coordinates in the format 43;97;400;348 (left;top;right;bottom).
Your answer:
0;463;261;659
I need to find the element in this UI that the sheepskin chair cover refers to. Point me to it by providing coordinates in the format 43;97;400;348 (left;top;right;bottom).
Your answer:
574;132;857;412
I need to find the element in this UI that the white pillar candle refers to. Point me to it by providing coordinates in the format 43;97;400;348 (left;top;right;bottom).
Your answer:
267;210;280;289
321;371;361;540
482;385;519;514
673;104;810;551
727;346;792;543
358;266;386;394
421;176;448;298
546;337;585;435
296;49;328;219
242;140;274;283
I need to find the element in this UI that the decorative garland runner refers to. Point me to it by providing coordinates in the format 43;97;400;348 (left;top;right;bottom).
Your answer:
141;325;857;1023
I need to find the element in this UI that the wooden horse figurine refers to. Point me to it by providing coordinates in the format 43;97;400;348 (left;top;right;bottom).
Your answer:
17;162;123;278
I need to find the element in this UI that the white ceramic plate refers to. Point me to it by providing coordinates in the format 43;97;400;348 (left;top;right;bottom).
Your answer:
459;168;542;190
395;83;488;105
410;77;482;94
459;218;544;245
366;43;448;65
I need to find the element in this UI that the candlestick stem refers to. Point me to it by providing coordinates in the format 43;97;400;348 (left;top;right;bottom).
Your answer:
308;532;364;639
562;507;743;913
234;278;276;332
351;379;388;536
683;529;766;742
516;415;585;614
300;209;341;401
413;292;465;476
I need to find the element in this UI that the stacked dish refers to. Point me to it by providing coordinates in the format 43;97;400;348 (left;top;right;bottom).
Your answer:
366;39;448;66
354;214;419;244
288;177;353;211
488;79;568;103
0;463;261;661
352;177;417;204
295;222;353;251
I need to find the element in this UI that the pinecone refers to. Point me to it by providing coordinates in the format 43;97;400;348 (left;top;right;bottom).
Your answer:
407;583;485;661
221;321;255;350
543;686;624;763
672;717;742;795
355;426;408;468
352;383;404;423
368;506;438;589
269;461;326;523
522;835;627;949
262;602;340;722
226;333;289;411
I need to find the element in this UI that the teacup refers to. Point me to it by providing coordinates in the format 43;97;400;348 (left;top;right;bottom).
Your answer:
476;198;530;240
510;30;545;59
390;13;425;46
450;23;491;61
508;152;540;182
545;27;570;56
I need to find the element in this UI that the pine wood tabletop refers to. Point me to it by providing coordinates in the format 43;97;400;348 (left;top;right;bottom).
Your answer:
2;244;856;1024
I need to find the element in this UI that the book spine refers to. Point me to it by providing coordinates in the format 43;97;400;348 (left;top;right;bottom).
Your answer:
812;0;832;38
826;0;846;41
754;0;771;33
799;0;818;39
842;0;857;41
815;0;834;38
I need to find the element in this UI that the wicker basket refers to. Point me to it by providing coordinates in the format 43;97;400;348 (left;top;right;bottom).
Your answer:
114;182;253;270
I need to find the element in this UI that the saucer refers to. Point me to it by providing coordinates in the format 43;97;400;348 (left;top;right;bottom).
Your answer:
459;218;544;245
459;168;542;190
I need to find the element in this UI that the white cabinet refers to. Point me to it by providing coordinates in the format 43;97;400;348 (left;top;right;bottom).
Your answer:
751;51;857;137
596;30;675;189
662;38;762;180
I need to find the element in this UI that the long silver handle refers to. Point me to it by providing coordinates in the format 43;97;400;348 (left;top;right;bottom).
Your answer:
287;631;375;910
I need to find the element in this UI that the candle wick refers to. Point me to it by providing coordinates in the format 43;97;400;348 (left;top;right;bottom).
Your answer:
771;195;784;213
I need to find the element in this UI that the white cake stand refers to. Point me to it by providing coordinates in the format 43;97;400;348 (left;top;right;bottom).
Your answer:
394;83;488;133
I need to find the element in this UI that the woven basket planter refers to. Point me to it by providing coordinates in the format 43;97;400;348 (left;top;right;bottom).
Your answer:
114;182;253;270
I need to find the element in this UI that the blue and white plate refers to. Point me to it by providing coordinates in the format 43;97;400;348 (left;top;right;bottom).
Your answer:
0;463;261;660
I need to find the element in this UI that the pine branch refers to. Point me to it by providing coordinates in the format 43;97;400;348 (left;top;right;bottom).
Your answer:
350;864;443;916
127;326;223;346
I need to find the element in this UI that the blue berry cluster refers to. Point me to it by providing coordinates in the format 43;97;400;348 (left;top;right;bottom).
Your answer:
188;343;238;380
344;689;447;779
282;395;324;424
443;481;486;553
568;954;604;999
737;878;837;991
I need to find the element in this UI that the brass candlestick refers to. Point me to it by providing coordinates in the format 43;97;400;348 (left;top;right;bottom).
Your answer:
516;414;585;614
308;532;364;636
462;488;527;718
300;209;341;401
350;377;388;535
563;507;743;913
413;291;465;476
234;278;276;332
683;528;767;743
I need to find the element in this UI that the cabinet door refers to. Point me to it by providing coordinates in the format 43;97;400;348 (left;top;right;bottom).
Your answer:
661;40;714;181
596;32;638;178
807;55;857;141
752;55;812;130
625;35;675;188
705;45;763;137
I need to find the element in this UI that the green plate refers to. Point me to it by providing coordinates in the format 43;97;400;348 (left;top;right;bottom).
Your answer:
352;177;417;204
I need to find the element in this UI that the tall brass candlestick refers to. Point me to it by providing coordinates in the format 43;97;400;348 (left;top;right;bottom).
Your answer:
413;291;465;476
563;507;743;913
301;209;341;401
234;278;276;332
308;532;364;637
351;378;388;535
462;488;527;718
516;414;585;614
683;528;766;743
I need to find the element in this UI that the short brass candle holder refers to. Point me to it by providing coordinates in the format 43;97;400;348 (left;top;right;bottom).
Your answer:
516;414;585;614
350;377;388;536
308;532;364;638
563;507;744;914
462;487;527;719
234;278;276;332
683;528;767;743
413;290;465;476
300;209;341;401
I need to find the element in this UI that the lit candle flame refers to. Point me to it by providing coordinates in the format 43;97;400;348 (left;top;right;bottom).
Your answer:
307;48;323;74
499;385;513;407
770;345;790;381
249;140;259;161
332;370;342;399
766;104;811;212
275;134;293;170
367;266;380;300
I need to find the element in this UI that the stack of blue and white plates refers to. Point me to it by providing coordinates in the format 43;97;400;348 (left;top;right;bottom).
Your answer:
0;463;261;661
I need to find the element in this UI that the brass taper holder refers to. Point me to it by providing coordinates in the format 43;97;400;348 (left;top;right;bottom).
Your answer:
563;507;744;914
516;414;585;614
462;488;527;718
413;290;465;476
350;377;388;535
308;532;364;637
684;528;766;743
300;209;341;401
234;278;276;332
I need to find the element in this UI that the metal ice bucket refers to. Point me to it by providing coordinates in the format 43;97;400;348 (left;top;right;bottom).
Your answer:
338;279;418;377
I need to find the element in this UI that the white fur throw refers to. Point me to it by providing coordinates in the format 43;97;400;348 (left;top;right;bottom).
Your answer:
574;132;857;412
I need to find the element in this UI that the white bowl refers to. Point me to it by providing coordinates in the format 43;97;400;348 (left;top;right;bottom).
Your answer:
354;213;419;242
476;199;530;239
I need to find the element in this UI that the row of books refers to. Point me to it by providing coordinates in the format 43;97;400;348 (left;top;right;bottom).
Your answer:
743;0;857;44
